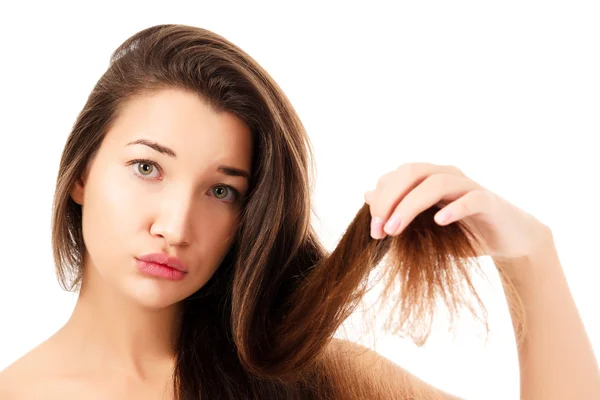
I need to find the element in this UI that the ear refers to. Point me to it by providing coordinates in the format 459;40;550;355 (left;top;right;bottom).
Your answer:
70;175;86;206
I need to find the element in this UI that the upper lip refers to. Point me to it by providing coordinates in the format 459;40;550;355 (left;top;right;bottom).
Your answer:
136;253;188;272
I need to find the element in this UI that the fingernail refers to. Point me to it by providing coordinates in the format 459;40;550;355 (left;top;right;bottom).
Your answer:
371;217;384;238
384;215;401;234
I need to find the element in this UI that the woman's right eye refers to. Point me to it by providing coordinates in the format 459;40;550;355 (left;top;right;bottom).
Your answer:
129;159;162;180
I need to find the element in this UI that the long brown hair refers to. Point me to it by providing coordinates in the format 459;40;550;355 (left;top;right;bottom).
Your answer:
51;24;523;399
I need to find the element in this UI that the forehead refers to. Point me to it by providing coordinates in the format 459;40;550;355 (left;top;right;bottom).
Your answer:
103;88;253;170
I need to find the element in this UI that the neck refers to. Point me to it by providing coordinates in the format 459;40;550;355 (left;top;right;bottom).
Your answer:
56;260;182;381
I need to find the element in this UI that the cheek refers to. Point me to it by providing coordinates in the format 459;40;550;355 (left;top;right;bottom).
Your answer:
187;211;238;285
81;165;142;259
202;209;238;248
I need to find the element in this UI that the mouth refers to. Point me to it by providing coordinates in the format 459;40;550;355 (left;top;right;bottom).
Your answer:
135;253;189;272
135;259;187;281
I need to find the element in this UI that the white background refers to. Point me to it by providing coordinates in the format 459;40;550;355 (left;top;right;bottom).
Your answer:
0;1;599;399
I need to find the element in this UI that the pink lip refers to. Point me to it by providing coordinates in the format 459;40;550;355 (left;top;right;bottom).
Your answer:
135;253;188;281
136;253;188;272
135;259;187;281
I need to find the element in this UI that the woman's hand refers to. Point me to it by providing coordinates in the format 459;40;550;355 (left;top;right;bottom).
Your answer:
363;162;551;261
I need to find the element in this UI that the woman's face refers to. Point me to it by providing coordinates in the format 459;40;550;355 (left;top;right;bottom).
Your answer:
70;88;253;309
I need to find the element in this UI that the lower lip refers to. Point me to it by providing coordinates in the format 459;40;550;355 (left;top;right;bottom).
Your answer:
135;260;187;281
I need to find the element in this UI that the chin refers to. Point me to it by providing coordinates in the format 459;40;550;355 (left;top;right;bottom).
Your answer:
119;274;190;310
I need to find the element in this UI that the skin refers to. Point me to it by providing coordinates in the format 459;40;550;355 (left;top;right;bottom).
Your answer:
363;163;600;398
1;92;598;398
0;88;254;399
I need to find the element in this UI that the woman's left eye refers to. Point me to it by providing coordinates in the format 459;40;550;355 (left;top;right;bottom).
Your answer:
212;185;240;203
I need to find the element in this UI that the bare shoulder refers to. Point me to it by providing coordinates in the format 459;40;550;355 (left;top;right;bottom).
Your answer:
325;338;462;400
0;341;61;399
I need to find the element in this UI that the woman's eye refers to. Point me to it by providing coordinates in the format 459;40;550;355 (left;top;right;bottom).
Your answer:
212;185;240;203
130;160;161;179
128;159;241;203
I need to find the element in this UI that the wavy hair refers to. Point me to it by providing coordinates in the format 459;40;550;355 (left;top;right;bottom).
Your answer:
51;24;523;399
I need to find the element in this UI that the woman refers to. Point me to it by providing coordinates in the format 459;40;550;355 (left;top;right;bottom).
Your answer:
0;24;598;399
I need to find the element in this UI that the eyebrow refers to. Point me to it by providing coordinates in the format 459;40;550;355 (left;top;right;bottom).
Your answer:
126;138;251;181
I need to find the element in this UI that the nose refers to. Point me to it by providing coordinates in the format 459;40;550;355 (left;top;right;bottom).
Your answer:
150;190;195;247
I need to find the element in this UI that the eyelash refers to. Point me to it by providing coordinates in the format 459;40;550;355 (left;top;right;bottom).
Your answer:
127;158;242;203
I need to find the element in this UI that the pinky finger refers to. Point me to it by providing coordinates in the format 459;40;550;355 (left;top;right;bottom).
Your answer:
364;190;374;204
